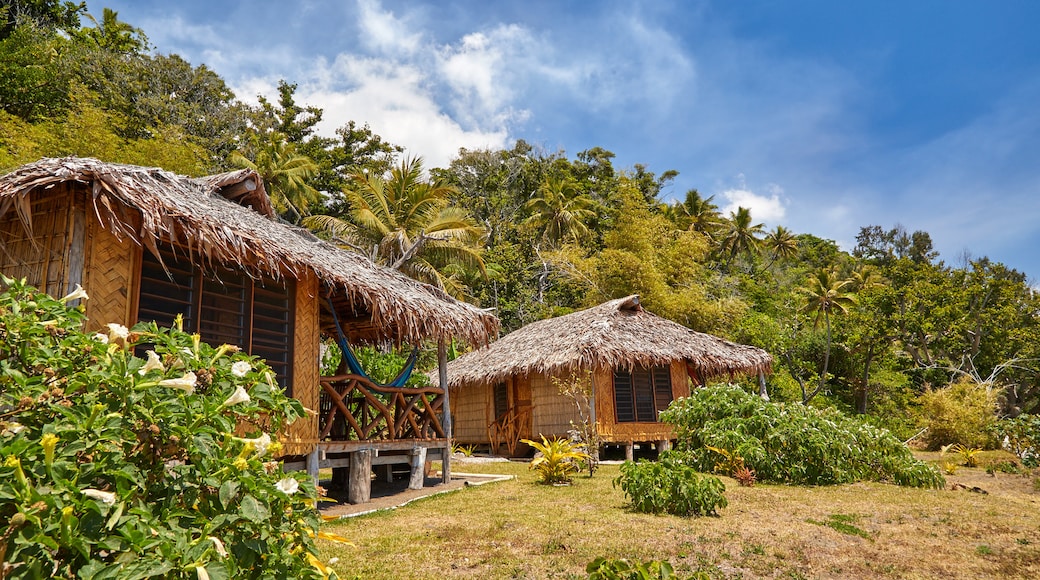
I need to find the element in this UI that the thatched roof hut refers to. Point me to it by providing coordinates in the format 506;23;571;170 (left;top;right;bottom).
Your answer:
0;157;497;346
443;295;772;455
442;295;771;389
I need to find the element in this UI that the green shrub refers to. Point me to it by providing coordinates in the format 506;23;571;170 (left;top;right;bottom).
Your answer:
661;384;945;488
991;414;1040;467
586;557;689;579
0;276;343;578
613;454;727;517
916;378;999;450
521;435;589;485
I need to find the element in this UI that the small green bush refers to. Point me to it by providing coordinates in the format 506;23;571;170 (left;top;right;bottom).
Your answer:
916;378;999;450
0;276;341;578
613;454;727;517
991;414;1040;467
661;384;945;488
587;557;684;579
521;435;590;485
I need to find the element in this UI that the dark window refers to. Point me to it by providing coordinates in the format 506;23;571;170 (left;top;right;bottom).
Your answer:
137;247;294;392
493;382;509;421
613;365;673;423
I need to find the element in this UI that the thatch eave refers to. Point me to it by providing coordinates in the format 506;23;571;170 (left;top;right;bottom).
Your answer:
0;157;498;346
440;295;772;389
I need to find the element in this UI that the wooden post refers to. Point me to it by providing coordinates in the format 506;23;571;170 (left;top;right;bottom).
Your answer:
379;463;393;483
438;340;452;485
306;448;320;488
758;370;769;401
348;449;372;504
625;442;634;462
408;447;427;490
658;439;671;454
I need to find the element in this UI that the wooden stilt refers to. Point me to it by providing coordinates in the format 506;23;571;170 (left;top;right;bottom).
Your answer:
758;370;769;401
379;463;394;483
438;341;452;485
658;439;671;454
408;447;427;490
348;449;372;504
306;448;320;488
625;442;634;462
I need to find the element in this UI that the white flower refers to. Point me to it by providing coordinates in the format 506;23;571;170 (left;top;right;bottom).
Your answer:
107;323;130;342
60;284;89;303
138;350;165;375
276;477;299;495
328;557;340;565
208;536;228;558
222;385;251;406
231;361;251;378
82;488;117;505
195;566;210;580
253;433;271;456
159;372;197;394
94;333;109;344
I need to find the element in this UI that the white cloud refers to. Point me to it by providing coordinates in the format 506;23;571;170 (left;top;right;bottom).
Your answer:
719;177;787;224
356;0;423;55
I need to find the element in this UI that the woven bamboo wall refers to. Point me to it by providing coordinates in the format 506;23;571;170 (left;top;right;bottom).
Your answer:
282;270;320;456
450;383;490;444
530;373;580;439
0;188;74;296
83;208;137;333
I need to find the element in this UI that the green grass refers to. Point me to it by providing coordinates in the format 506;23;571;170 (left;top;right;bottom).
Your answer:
317;460;1040;579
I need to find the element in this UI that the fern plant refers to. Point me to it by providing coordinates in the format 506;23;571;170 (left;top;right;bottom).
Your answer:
521;435;590;485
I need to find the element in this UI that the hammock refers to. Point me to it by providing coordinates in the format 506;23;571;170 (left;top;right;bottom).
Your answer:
327;298;419;388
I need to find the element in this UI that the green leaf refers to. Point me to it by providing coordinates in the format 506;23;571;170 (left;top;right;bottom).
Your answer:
239;494;269;523
218;480;239;509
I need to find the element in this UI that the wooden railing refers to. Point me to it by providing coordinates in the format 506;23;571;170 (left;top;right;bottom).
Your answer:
488;406;532;457
318;374;446;442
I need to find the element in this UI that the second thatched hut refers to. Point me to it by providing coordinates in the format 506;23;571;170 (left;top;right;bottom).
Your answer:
442;295;772;457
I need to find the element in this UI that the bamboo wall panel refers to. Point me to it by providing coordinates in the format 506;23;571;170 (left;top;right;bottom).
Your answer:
0;188;72;296
449;384;490;444
530;373;578;439
83;213;136;333
601;421;675;443
670;360;691;401
593;367;615;438
283;270;320;456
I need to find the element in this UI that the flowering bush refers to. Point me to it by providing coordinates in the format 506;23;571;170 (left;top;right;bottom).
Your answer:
0;276;343;579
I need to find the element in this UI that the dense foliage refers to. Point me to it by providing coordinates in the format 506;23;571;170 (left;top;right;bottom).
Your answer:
3;0;1040;450
661;385;945;488
0;276;343;579
613;455;728;517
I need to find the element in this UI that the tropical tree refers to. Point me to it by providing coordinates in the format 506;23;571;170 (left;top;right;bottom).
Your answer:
229;132;319;224
304;156;486;297
798;267;857;403
762;225;798;270
720;206;765;267
670;189;722;237
523;174;598;246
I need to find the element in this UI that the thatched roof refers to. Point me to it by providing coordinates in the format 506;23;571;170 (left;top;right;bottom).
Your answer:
440;295;772;388
0;157;498;346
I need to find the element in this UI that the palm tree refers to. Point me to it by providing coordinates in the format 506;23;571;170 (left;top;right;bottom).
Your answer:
720;206;765;266
523;175;598;246
229;133;319;224
762;225;798;270
303;156;485;296
673;189;722;237
798;268;857;403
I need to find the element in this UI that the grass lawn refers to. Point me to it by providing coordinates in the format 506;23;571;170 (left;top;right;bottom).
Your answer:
318;454;1040;579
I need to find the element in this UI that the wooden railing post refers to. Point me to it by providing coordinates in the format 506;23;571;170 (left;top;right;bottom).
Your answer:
438;340;451;484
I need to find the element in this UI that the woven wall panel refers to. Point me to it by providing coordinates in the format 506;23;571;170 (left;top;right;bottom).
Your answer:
282;270;320;456
529;373;580;439
0;189;72;296
450;383;489;443
83;217;135;333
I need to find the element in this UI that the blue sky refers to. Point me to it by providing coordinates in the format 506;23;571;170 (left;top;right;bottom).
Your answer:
95;0;1040;279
